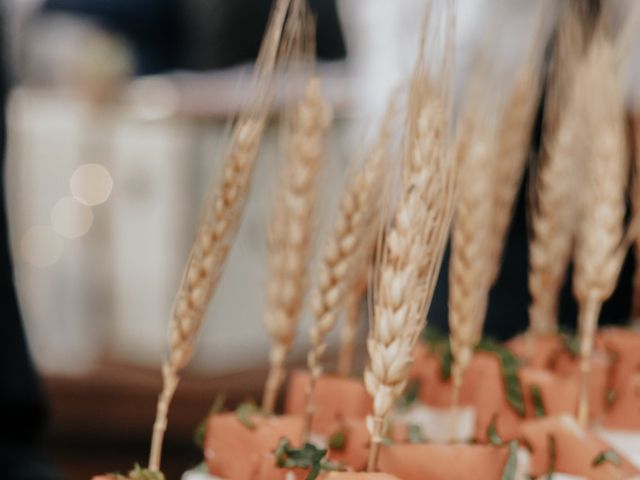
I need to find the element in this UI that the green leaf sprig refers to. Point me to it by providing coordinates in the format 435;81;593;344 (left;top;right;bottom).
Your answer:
194;393;227;448
500;441;519;480
529;384;546;417
235;401;265;430
487;414;503;446
592;449;621;467
274;438;343;480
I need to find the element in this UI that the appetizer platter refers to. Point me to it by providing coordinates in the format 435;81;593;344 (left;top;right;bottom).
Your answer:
93;1;640;479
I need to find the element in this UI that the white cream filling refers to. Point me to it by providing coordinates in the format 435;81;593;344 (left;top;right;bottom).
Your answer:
392;402;476;442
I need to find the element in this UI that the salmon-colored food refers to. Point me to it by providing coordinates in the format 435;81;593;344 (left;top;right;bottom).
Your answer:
519;415;640;480
285;370;372;435
506;334;565;369
475;366;579;442
204;413;303;480
603;369;640;429
377;443;511;480
325;474;400;479
598;327;640;391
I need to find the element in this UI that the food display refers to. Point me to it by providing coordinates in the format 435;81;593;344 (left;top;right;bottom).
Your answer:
92;1;640;479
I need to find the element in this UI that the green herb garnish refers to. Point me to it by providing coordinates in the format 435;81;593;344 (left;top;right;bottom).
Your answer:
546;435;556;479
487;414;503;446
501;441;519;480
408;424;425;444
328;430;347;451
477;338;525;416
194;393;227;448
606;388;618;408
128;463;165;480
236;401;262;430
592;449;621;467
530;385;546;417
274;438;343;480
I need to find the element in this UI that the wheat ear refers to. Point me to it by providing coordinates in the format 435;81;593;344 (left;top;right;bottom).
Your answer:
147;0;295;470
365;100;455;470
528;8;587;336
365;18;456;460
487;60;540;286
325;101;398;379
301;96;394;435
573;36;628;427
448;116;495;439
262;77;331;413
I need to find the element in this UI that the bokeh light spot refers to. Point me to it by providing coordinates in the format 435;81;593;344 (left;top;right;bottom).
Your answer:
70;163;113;206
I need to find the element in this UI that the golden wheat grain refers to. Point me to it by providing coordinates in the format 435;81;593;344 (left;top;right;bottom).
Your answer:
262;77;331;413
366;80;455;469
528;10;587;335
302;95;395;434
148;0;296;470
573;36;628;427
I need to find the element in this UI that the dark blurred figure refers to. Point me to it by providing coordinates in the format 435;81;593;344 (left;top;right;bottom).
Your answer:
43;0;346;75
0;7;59;480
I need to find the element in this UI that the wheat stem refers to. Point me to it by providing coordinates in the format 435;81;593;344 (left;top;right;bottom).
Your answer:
148;0;295;470
572;35;627;426
302;99;394;433
262;77;331;414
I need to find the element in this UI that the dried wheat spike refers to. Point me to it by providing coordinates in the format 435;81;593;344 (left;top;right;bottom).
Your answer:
328;95;396;376
302;96;394;433
529;9;587;335
262;77;331;413
488;60;540;285
366;98;455;471
448;120;495;434
148;0;295;470
573;35;628;427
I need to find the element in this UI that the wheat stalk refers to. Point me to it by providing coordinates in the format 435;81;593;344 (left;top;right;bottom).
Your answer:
447;114;495;438
573;35;628;427
147;0;297;470
487;59;540;286
262;77;331;413
364;14;456;460
528;8;588;336
301;95;395;434
365;99;455;470
311;100;399;380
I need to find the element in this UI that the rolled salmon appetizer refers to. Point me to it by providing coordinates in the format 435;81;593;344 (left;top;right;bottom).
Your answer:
377;443;516;480
519;415;640;480
285;370;372;435
204;413;303;480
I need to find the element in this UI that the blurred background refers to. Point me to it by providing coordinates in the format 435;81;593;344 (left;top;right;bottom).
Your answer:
0;0;586;478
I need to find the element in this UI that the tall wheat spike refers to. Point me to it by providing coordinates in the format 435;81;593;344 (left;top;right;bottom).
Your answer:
573;33;628;427
148;0;298;470
366;5;456;469
528;8;587;335
487;52;541;286
328;100;397;376
448;113;496;437
302;97;394;433
262;77;331;413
